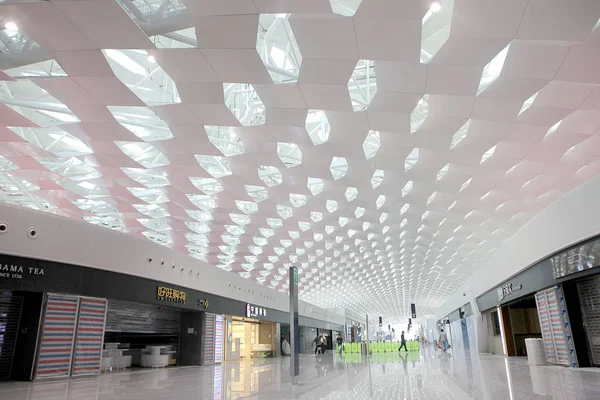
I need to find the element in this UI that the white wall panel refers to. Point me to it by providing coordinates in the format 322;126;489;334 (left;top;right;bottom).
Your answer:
0;203;344;326
437;175;600;320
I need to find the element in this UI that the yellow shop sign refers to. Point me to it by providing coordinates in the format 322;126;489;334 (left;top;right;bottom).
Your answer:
157;286;186;304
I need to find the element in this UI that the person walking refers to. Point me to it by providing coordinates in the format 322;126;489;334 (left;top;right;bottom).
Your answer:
314;334;322;354
398;331;408;352
319;333;327;354
280;334;285;354
439;329;449;352
336;333;344;354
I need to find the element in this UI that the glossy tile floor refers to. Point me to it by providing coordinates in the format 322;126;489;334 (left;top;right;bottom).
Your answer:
3;346;600;399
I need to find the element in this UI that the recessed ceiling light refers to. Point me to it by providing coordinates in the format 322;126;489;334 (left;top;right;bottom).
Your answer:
4;21;18;32
147;54;156;63
430;2;441;12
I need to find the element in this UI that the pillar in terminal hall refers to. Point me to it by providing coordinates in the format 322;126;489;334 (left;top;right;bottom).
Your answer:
289;266;299;376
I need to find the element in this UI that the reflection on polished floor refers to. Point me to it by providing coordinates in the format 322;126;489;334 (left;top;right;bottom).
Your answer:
3;346;600;400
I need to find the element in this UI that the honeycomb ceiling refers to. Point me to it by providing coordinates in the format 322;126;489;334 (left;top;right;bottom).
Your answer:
1;0;600;321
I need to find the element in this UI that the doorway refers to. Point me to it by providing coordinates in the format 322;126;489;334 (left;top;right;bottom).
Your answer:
577;274;600;366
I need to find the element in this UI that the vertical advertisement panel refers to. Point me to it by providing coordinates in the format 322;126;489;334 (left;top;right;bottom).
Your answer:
546;288;569;365
555;284;578;367
72;297;108;376
35;295;79;379
535;292;557;363
204;313;216;365
215;315;224;364
536;286;578;367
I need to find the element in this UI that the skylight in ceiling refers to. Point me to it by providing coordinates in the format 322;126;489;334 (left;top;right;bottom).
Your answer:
411;95;429;134
108;106;174;142
257;14;302;84
84;215;125;230
277;142;302;167
72;199;119;217
57;180;108;199
258;165;283;187
305;110;331;145
37;157;101;182
246;185;269;202
437;164;449;181
151;28;197;49
330;157;348;180
186;209;213;222
326;199;338;213
116;0;195;49
348;59;377;112
3;59;66;78
307;177;324;195
277;204;293;219
480;145;496;164
117;0;188;20
223;83;265;126
402;181;413;197
519;92;538;115
129;189;169;205
290;193;307;207
544;120;562;138
405;148;419;171
138;218;171;232
185;221;211;234
477;44;511;95
187;194;217;210
420;0;454;63
267;217;283;229
0;26;41;59
345;186;358;202
122;168;170;187
196;155;232;178
10;127;92;157
355;207;365;218
103;49;181;105
142;230;173;246
0;173;39;192
451;120;470;149
236;200;259;214
205;126;245;156
0;155;18;171
311;211;323;222
0;81;80;127
330;0;362;16
371;170;384;189
190;177;223;195
116;141;170;168
363;130;380;160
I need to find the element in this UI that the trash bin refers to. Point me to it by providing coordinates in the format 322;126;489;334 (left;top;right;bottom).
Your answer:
525;338;547;366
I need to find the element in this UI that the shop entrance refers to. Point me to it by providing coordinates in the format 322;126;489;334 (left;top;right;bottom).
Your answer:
103;299;203;369
577;274;600;367
226;317;275;360
0;290;43;381
502;295;542;356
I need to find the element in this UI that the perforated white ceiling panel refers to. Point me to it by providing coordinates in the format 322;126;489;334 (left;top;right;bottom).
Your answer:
1;0;600;321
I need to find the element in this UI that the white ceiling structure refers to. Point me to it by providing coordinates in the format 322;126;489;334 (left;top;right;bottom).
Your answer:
1;0;600;321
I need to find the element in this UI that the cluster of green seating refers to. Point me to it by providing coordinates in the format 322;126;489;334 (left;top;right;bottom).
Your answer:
367;340;419;353
337;351;420;364
339;340;420;354
341;342;362;353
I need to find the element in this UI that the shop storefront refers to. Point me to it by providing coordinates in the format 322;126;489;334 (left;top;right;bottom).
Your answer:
225;315;276;360
345;320;365;342
475;234;600;367
0;253;301;381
